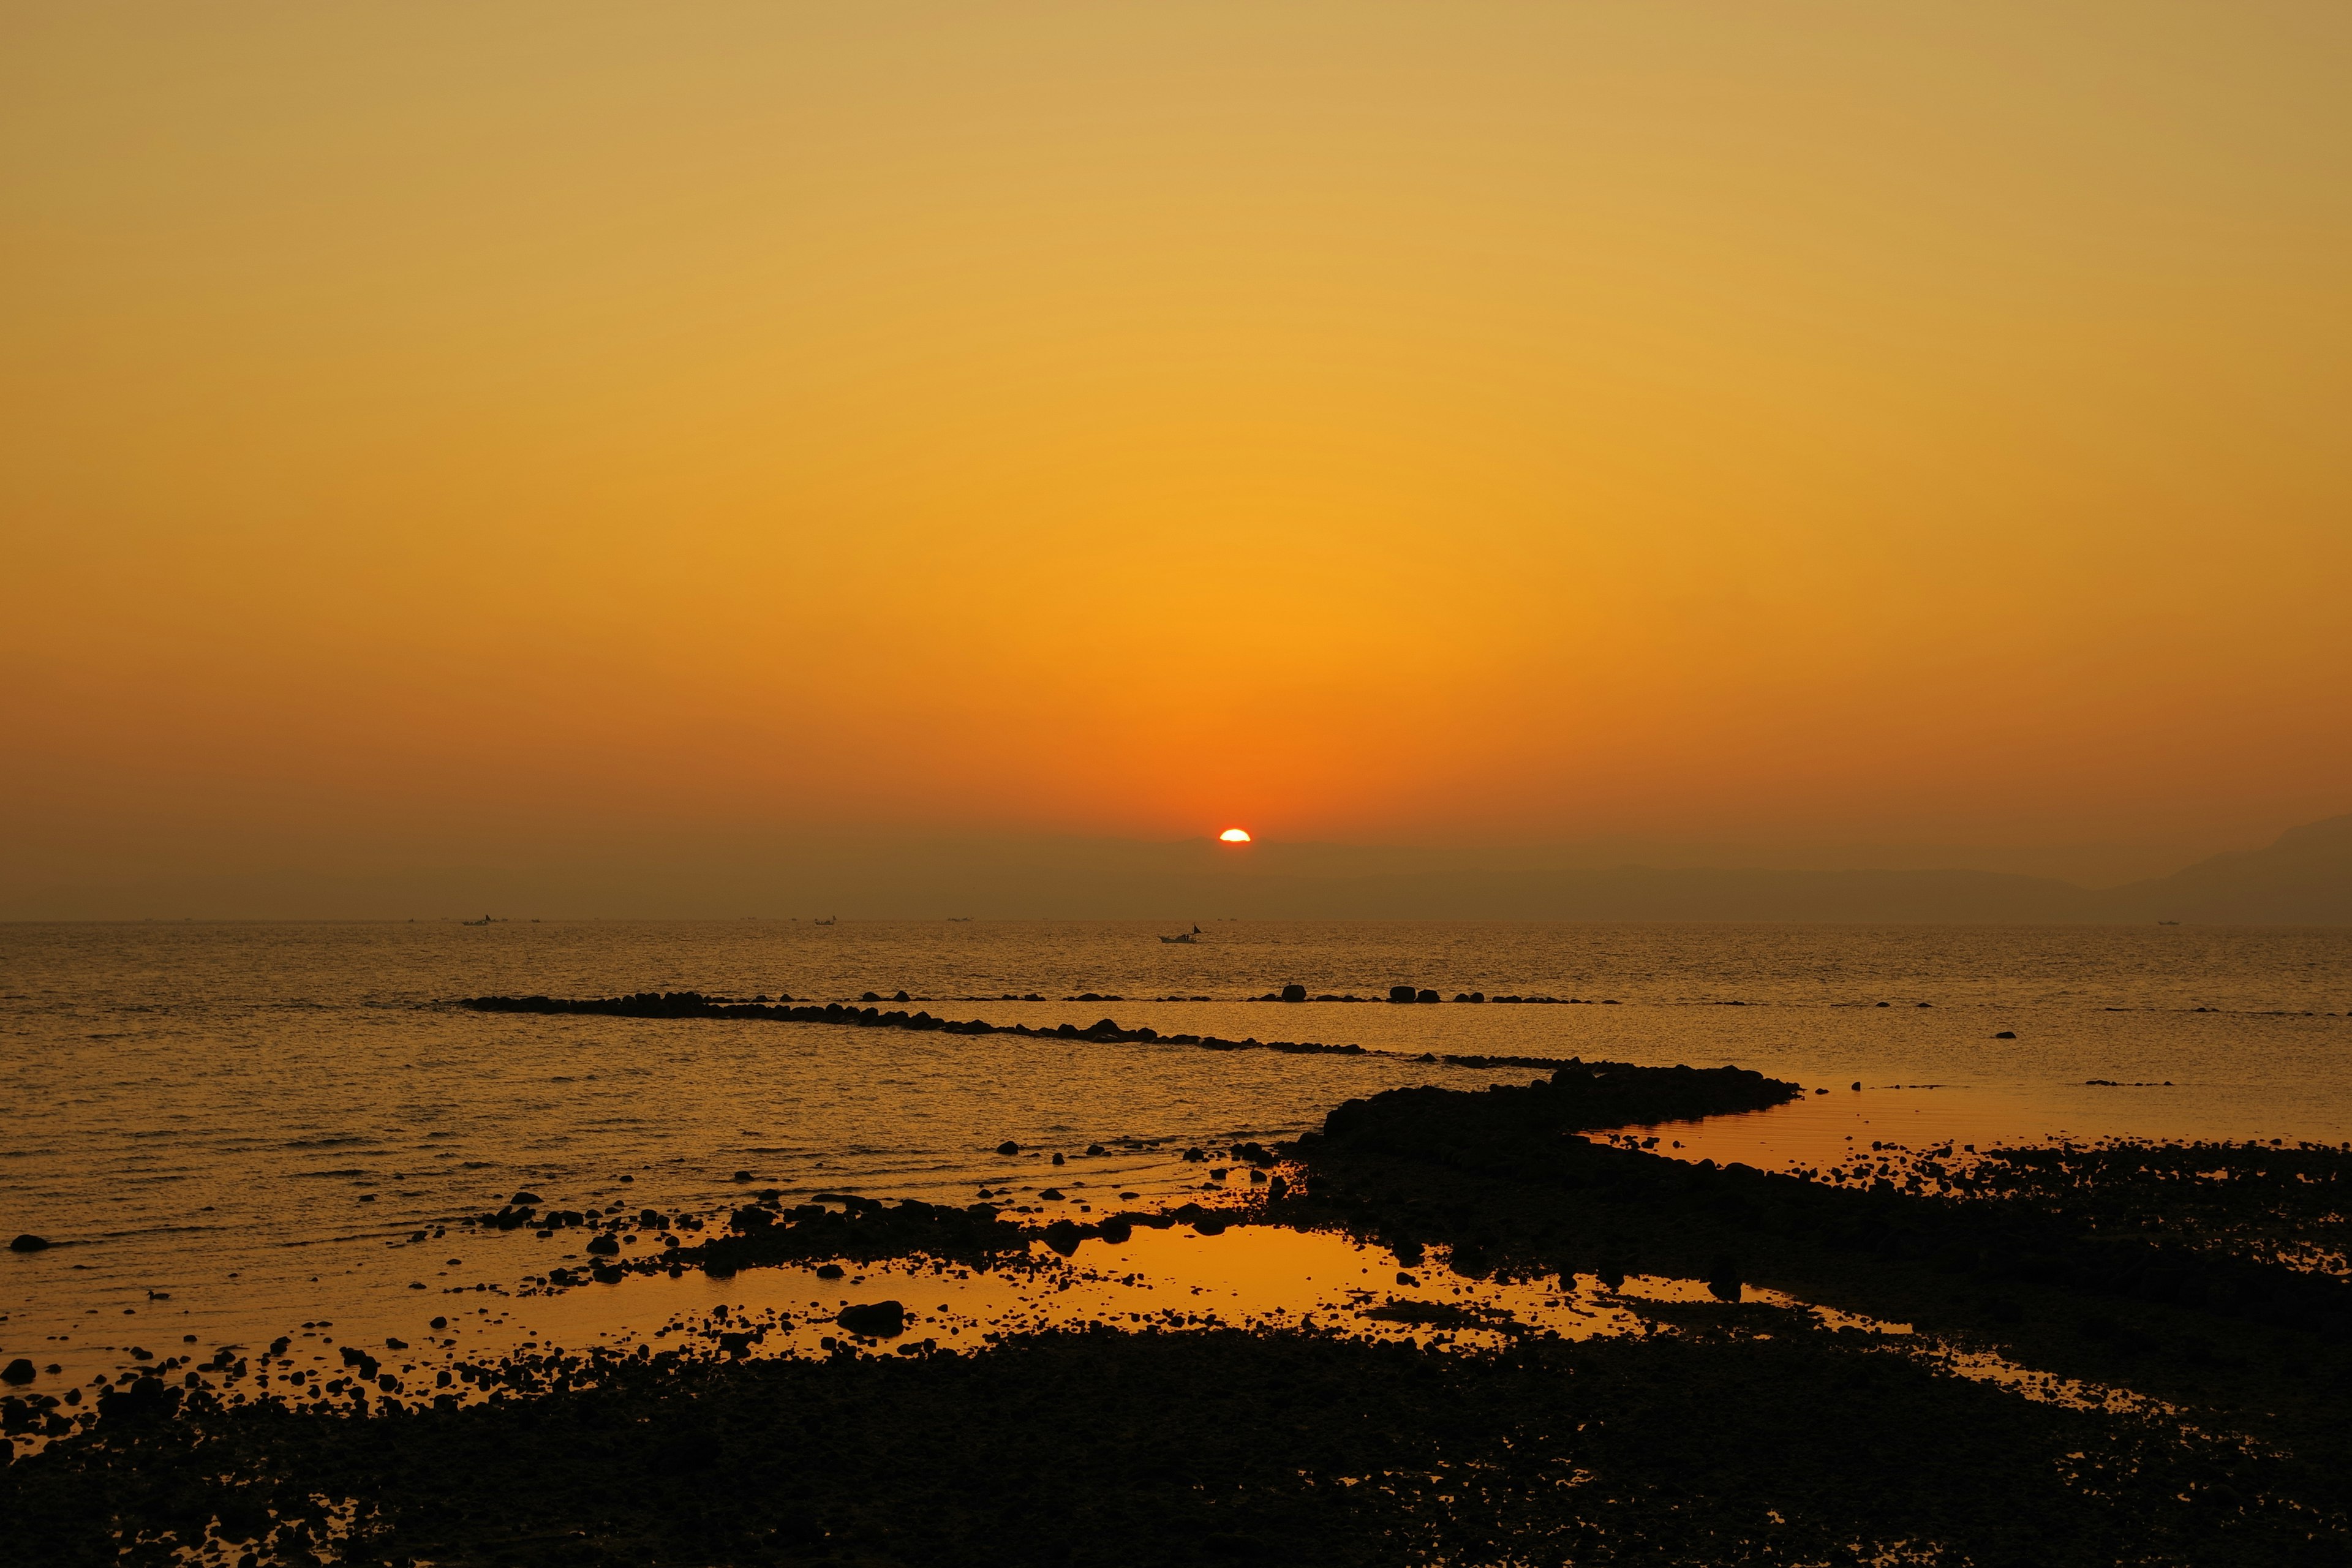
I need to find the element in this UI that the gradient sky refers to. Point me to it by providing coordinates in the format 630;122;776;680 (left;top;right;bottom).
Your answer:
4;2;2348;907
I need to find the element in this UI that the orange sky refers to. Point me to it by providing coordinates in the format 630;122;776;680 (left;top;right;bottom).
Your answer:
4;2;2349;905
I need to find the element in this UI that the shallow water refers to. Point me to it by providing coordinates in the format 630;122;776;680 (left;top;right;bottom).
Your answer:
3;918;2347;1388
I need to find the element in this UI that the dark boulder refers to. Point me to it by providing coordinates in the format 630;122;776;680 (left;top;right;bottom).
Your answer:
815;1264;845;1281
1389;985;1418;1003
96;1375;175;1422
7;1235;50;1254
1043;1219;1084;1256
1280;984;1307;1003
1;1359;33;1385
1707;1256;1743;1302
835;1300;907;1338
996;1140;1020;1156
1416;989;1441;1004
587;1235;620;1255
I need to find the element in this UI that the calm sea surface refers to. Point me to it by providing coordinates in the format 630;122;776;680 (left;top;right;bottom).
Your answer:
3;919;2347;1380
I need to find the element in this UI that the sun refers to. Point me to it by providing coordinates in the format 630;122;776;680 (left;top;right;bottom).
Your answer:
1219;827;1252;843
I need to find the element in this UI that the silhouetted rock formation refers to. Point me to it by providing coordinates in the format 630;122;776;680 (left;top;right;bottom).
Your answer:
458;992;1615;1074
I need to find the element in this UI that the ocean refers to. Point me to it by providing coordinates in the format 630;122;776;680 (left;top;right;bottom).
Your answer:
4;918;2346;1385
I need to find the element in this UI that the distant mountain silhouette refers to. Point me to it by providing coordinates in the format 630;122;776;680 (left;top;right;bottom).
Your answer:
10;816;2348;924
2089;813;2352;925
1005;816;2352;924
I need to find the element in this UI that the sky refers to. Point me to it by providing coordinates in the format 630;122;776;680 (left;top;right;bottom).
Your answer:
4;2;2348;913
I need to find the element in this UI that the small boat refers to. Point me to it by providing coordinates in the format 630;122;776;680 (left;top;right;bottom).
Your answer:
1159;930;1200;944
813;916;835;926
463;915;496;926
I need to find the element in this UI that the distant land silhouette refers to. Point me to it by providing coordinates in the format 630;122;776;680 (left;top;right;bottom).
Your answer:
869;813;2352;925
9;815;2350;924
1165;813;2352;925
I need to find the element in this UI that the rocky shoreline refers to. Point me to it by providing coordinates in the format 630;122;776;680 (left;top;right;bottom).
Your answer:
6;1056;2347;1566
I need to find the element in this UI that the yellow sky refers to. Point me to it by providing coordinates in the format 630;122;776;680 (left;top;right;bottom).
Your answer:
4;2;2348;895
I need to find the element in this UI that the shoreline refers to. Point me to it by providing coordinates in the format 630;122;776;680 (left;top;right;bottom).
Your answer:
8;1058;2348;1564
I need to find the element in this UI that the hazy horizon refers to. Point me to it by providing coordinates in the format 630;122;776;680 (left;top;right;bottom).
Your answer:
9;812;2346;922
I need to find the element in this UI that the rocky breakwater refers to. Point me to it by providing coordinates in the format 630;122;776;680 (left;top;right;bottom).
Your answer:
459;990;1604;1072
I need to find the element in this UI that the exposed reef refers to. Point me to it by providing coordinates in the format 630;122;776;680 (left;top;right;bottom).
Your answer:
1280;1072;2352;1484
458;990;1626;1074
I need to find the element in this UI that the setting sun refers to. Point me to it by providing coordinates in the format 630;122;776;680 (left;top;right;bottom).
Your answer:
1219;829;1252;843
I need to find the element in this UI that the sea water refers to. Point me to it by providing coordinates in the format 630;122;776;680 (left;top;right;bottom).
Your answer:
3;919;2346;1384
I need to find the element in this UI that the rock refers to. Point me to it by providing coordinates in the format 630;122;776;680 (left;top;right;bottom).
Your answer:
1038;1188;1066;1200
384;1337;408;1351
510;1191;541;1205
1085;1143;1107;1156
1994;1030;2017;1039
587;1235;621;1255
1396;1272;1418;1286
835;1300;907;1338
1;1360;34;1385
1267;1175;1289;1202
1042;1219;1084;1256
591;1264;625;1284
268;1338;290;1357
1416;989;1441;1004
996;1140;1020;1156
1096;1217;1133;1245
733;1169;753;1182
1389;984;1418;1003
8;1234;50;1253
1183;1147;1207;1163
1851;1082;1862;1091
1707;1257;1742;1303
96;1375;173;1422
1280;984;1307;1003
1050;1152;1065;1166
815;1263;845;1281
